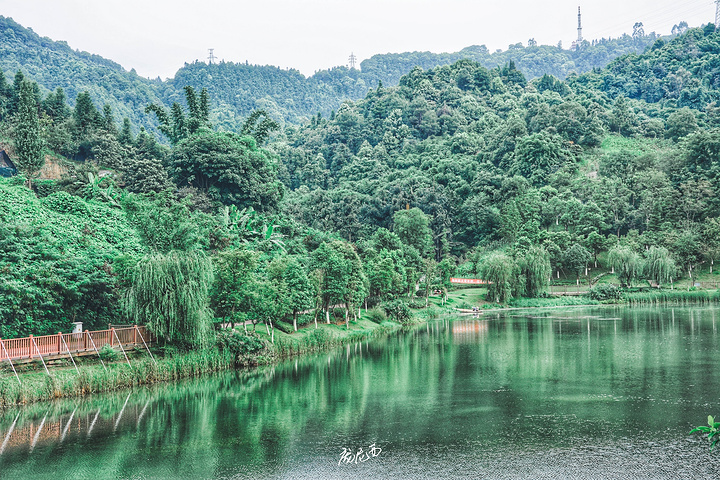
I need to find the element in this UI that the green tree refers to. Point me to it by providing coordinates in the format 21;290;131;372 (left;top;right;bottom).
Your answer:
643;246;676;287
145;85;210;144
124;251;214;349
14;79;44;186
481;252;515;303
393;207;433;257
211;248;258;331
170;130;283;211
268;255;314;331
563;244;592;286
608;245;642;288
518;246;551;297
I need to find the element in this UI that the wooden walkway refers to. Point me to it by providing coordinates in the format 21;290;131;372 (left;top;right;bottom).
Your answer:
0;326;153;364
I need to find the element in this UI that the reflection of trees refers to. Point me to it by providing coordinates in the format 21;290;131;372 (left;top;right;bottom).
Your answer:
1;307;719;477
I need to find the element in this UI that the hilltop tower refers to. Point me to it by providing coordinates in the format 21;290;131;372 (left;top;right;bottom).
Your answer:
577;6;583;43
208;49;216;64
716;0;720;31
348;52;357;69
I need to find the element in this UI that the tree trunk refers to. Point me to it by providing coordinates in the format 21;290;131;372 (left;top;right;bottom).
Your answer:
265;322;270;335
345;308;349;330
293;311;298;332
326;308;330;324
270;322;274;344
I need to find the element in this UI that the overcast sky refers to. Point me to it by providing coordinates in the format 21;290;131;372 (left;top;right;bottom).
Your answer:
0;0;715;80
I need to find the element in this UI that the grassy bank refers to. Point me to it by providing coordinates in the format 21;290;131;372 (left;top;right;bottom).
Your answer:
625;289;720;305
440;285;720;310
0;318;401;408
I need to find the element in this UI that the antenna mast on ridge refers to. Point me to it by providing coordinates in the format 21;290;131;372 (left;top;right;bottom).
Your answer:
208;48;216;64
577;6;583;43
348;52;357;69
716;0;720;30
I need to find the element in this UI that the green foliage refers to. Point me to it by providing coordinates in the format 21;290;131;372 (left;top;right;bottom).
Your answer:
98;344;119;362
608;245;642;288
216;330;265;363
122;191;207;253
690;415;720;450
393;208;433;257
124;251;214;349
562;243;591;282
589;283;622;301
481;252;515;303
518;246;551;297
14;78;43;180
0;178;144;338
643;246;676;286
381;299;412;324
365;307;387;324
170;130;283;211
211;248;258;325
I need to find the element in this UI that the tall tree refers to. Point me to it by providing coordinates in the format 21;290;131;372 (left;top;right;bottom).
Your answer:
124;251;214;349
481;252;515;303
170;130;283;211
393;207;433;257
14;78;44;187
608;245;642;288
518;246;551;297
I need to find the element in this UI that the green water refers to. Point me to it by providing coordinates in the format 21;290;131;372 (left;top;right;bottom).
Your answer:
0;306;718;479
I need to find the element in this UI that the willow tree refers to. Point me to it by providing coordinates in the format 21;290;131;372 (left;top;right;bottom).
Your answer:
481;252;515;303
644;246;676;287
124;251;214;349
608;245;642;288
519;246;551;297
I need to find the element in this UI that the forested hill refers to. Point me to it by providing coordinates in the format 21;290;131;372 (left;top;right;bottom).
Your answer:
360;33;662;87
0;15;677;132
0;16;166;134
273;24;720;285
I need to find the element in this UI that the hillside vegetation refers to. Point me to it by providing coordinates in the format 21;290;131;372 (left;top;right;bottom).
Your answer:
1;23;719;348
0;15;670;132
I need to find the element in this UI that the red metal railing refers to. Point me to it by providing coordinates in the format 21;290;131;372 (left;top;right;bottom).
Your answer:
0;326;152;361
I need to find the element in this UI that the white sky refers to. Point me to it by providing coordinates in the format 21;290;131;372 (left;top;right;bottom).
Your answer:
0;0;715;80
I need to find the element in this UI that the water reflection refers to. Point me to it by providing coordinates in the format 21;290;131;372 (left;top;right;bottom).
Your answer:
0;306;718;479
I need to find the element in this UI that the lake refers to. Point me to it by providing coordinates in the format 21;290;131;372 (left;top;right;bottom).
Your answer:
0;306;718;479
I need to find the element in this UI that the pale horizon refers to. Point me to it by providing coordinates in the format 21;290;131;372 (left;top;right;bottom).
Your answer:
0;0;715;80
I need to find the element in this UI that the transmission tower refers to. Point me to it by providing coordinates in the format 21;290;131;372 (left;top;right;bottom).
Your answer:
577;6;583;43
716;0;720;31
208;48;216;64
348;52;357;69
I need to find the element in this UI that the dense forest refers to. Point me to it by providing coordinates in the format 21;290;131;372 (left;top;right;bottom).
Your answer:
0;15;673;131
1;21;719;350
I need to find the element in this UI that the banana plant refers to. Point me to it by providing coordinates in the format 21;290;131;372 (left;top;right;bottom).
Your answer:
222;205;285;251
690;415;720;450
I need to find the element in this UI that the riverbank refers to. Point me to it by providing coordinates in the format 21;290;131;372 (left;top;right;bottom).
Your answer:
439;286;720;312
0;317;402;408
2;288;717;408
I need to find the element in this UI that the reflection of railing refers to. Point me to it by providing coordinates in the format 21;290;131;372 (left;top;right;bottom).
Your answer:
0;326;153;362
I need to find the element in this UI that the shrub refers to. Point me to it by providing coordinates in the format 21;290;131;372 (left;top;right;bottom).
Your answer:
382;300;413;325
365;307;387;324
98;344;119;362
216;331;265;359
275;320;294;334
42;191;90;216
589;283;623;301
296;314;313;327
